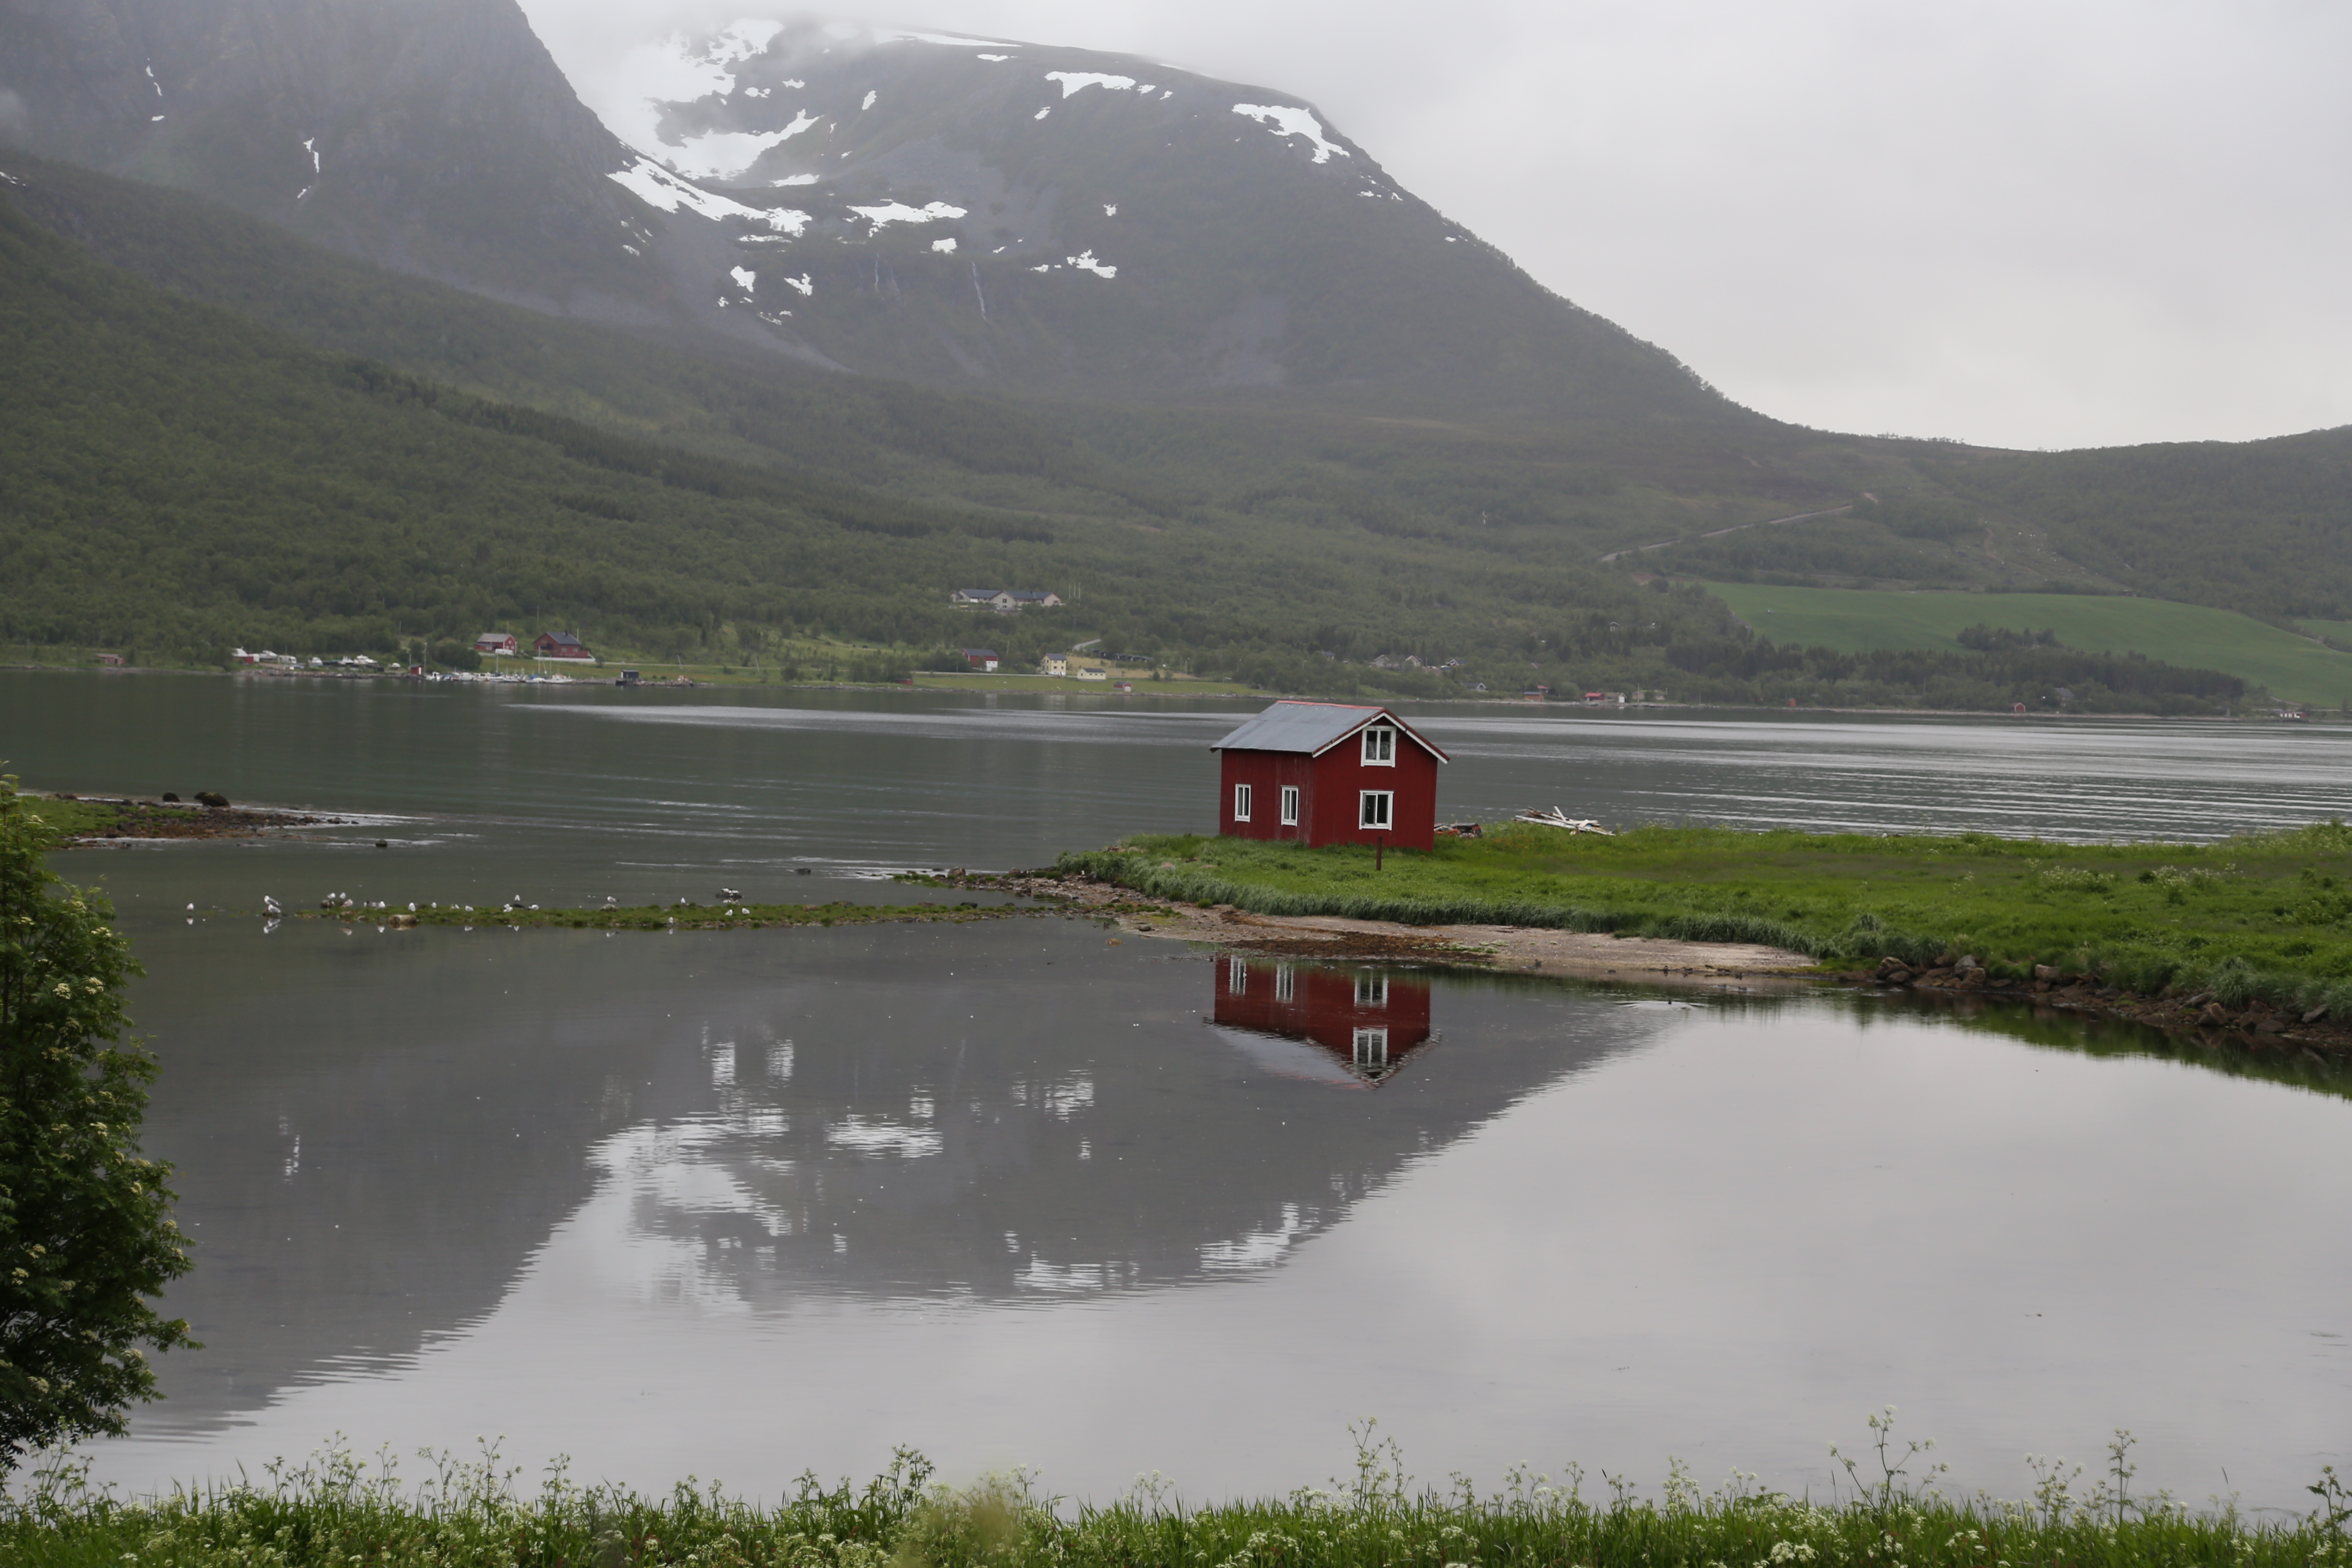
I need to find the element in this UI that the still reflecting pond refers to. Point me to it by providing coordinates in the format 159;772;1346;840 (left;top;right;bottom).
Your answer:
3;673;2346;1508
87;917;2352;1512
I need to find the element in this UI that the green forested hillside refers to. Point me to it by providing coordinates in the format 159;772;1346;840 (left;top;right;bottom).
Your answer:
0;192;1735;688
1927;433;2352;622
0;158;2310;715
0;155;1137;505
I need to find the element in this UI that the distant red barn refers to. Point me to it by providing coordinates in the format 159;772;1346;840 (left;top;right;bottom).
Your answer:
1209;701;1448;851
534;631;593;659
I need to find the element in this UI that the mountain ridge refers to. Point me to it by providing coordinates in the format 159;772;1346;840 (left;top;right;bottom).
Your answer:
584;18;1744;419
0;0;1753;424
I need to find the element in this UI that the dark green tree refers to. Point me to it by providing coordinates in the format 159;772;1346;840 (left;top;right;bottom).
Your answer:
0;777;193;1475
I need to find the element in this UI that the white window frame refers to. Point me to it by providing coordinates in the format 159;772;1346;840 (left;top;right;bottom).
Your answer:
1279;785;1300;825
1359;790;1393;830
1352;1026;1389;1067
1233;782;1252;822
1274;965;1295;1003
1228;959;1248;995
1355;972;1388;1007
1360;726;1397;766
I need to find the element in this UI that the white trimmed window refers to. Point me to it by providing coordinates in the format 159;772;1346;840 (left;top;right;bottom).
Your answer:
1355;972;1388;1007
1279;785;1300;825
1352;1027;1389;1067
1359;790;1393;829
1274;965;1295;1002
1233;782;1252;821
1228;959;1248;995
1360;726;1397;765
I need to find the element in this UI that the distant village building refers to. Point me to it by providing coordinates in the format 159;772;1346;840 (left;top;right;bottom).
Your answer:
1074;666;1109;681
949;588;1065;613
95;652;124;666
1038;652;1069;677
1210;701;1448;850
474;631;519;655
534;631;593;660
959;648;1000;671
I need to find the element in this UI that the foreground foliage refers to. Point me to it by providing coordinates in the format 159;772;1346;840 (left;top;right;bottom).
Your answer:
5;1421;2349;1568
0;780;192;1473
1064;821;2352;1015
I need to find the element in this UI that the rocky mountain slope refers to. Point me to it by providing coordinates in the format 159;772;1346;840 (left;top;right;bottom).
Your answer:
580;19;1740;419
0;0;677;316
0;1;1748;423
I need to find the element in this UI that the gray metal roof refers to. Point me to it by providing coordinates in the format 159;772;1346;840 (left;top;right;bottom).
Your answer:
1210;702;1448;761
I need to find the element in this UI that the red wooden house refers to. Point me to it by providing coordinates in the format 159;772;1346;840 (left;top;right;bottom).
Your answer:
1209;701;1449;851
1210;955;1434;1087
534;631;593;660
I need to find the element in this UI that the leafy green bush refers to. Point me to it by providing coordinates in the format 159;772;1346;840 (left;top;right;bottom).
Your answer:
0;779;193;1473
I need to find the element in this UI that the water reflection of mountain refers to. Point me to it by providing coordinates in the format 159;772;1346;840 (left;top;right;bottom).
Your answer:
127;917;1671;1432
1208;956;1436;1087
604;940;1657;1308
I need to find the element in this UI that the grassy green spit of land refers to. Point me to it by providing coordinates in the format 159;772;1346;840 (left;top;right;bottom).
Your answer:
300;899;1019;931
6;1431;2349;1568
1061;821;2352;1014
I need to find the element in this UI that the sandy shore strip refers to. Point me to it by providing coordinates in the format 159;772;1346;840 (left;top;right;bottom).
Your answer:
983;873;1819;988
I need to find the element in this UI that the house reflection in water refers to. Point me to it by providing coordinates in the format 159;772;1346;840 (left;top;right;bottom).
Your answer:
1208;954;1435;1087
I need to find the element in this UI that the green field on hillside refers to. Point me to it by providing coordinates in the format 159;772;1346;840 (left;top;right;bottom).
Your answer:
1709;584;2352;704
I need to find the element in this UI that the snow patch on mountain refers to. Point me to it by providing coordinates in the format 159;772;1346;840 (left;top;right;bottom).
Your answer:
712;20;785;63
587;21;788;153
1046;71;1138;97
1231;104;1348;163
977;53;1011;61
874;28;1002;48
861;90;877;110
851;199;967;229
1066;250;1116;279
730;266;755;291
665;121;802;180
931;237;957;252
783;273;813;296
610;156;808;233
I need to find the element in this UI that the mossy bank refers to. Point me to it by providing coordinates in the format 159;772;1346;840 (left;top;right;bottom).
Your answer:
1057;821;2352;1044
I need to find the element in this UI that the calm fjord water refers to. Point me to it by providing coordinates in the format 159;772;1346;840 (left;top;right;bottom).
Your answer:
6;671;2349;1507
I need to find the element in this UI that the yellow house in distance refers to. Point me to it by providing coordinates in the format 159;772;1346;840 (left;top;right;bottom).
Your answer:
1038;652;1069;676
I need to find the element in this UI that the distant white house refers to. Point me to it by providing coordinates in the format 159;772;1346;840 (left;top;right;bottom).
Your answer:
1074;666;1109;682
950;588;1064;612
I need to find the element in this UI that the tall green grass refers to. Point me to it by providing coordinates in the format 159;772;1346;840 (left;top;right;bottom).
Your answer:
6;1420;2347;1567
1060;822;2352;1018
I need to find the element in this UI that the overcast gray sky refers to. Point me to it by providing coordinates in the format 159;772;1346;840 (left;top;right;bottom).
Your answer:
520;0;2352;453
